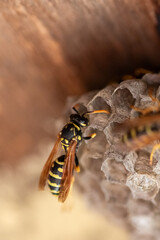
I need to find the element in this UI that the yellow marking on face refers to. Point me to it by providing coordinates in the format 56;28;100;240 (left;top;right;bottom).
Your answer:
58;167;63;173
49;172;61;179
61;137;64;141
80;123;86;126
50;190;60;194
131;128;136;139
56;159;64;165
65;139;69;144
48;180;61;187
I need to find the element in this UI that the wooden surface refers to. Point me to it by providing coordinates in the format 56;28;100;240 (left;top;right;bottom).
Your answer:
0;0;160;165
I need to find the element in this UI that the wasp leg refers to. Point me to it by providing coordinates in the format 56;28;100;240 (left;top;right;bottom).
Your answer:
76;133;96;172
83;133;96;140
130;105;151;115
150;143;160;165
130;104;159;115
131;85;160;115
148;88;160;107
148;88;157;102
75;155;80;172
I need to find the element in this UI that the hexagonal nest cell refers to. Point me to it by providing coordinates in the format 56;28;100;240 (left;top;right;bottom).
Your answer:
71;72;160;239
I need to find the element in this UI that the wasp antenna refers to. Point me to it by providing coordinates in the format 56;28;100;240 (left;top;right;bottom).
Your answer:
84;109;110;116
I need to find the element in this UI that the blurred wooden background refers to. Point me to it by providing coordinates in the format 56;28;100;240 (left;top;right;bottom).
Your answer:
0;0;160;165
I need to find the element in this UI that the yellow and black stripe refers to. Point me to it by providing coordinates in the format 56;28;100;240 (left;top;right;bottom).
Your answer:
48;155;65;196
122;123;159;145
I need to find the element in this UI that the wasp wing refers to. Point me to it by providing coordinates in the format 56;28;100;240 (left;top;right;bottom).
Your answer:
58;140;77;203
39;133;61;190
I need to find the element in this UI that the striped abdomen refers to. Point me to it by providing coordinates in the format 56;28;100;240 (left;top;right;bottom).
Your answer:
48;155;65;196
122;123;160;149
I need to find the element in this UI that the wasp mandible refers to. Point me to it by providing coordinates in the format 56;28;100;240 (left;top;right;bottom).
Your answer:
39;105;109;202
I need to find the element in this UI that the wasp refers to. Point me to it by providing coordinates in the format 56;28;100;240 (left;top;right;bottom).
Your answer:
39;105;109;202
121;88;160;165
122;68;153;81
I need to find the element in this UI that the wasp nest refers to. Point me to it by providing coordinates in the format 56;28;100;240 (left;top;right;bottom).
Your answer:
74;72;160;240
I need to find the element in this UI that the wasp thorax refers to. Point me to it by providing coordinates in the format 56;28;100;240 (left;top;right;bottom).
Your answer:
70;114;89;127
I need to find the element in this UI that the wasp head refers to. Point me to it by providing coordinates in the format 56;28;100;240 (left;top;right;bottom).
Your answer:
70;114;89;127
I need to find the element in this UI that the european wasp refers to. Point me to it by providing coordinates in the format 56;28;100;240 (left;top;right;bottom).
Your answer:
39;105;109;202
121;88;160;165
